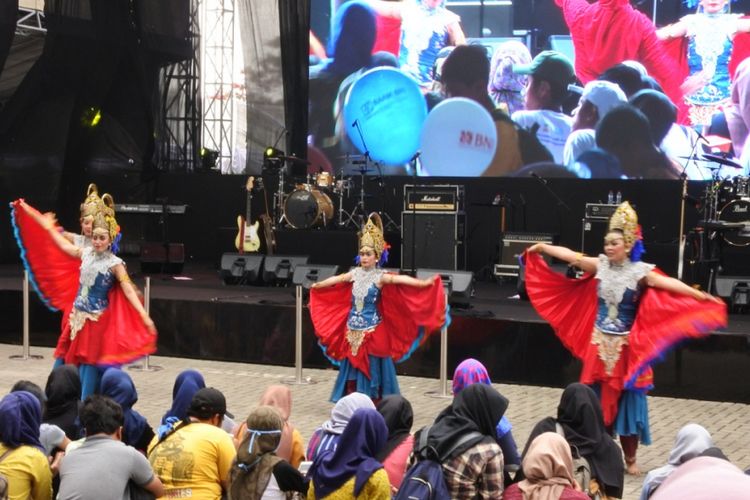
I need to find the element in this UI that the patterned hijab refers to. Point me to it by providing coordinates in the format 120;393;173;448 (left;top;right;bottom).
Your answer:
309;408;387;499
0;391;43;451
518;432;578;500
488;41;532;115
452;358;492;395
230;406;285;500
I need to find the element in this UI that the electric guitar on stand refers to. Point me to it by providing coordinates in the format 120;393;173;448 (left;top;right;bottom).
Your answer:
260;179;276;255
235;177;261;253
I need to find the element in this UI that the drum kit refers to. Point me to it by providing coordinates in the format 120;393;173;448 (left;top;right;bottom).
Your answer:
266;155;388;230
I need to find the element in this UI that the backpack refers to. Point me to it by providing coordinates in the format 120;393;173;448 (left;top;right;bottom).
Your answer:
0;448;15;500
394;425;483;500
555;423;601;500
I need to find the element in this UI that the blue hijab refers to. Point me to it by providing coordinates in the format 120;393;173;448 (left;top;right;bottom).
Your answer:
161;369;205;424
0;391;44;451
100;368;149;446
309;408;386;498
325;1;376;76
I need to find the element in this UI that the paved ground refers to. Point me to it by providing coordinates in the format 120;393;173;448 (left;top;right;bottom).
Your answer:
2;343;748;499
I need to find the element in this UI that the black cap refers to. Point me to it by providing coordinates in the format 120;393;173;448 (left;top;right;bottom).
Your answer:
187;387;232;419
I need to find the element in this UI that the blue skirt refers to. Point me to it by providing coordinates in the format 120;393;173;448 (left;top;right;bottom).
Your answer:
614;389;652;445
330;356;400;402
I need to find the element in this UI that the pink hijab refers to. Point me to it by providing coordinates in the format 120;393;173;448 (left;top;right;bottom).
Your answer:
518;432;580;500
258;385;295;462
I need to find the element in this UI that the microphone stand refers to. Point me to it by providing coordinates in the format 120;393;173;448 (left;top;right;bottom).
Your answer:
409;153;421;277
531;173;571;212
677;173;688;281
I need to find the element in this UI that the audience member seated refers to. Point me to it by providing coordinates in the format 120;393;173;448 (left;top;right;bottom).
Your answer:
44;365;82;440
564;80;627;170
521;383;624;499
596;104;680;178
234;385;305;469
451;358;522;484
629;90;678;151
503;432;589;500
149;387;237;500
307;408;390;499
511;50;576;164
99;368;155;454
57;395;164;500
375;395;414;493
726;58;750;171
488;40;533;116
599;64;650;98
0;391;53;500
306;392;375;462
650;456;750;500
640;423;714;500
440;45;552;176
11;380;70;458
422;384;507;498
229;405;306;500
571;148;625;178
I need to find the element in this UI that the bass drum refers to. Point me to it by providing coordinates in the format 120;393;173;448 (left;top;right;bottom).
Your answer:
719;199;750;246
284;188;334;229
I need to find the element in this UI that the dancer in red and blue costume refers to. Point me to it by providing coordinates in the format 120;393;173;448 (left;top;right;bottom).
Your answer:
11;193;156;399
524;201;726;474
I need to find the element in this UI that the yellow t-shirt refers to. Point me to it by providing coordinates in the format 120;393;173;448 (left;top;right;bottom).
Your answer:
148;422;236;500
0;443;53;500
307;468;390;499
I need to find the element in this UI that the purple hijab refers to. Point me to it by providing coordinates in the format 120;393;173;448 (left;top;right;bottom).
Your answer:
309;408;387;498
0;391;44;451
161;369;205;424
100;368;149;447
452;358;492;394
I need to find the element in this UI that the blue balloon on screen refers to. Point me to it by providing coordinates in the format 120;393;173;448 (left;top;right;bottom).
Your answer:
344;67;427;165
419;98;497;176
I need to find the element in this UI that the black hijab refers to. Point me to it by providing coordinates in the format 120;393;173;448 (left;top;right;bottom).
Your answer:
427;384;509;461
44;365;82;440
523;383;624;498
375;395;413;461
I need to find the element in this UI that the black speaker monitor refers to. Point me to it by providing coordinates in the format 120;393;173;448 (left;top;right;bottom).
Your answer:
262;255;310;285
416;268;474;307
446;0;513;38
220;253;264;285
292;264;340;288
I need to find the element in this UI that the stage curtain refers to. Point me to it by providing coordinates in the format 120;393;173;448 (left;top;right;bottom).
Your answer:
234;0;286;174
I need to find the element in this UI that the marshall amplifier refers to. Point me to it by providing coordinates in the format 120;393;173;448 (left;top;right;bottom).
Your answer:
585;203;618;220
404;185;463;212
495;232;554;277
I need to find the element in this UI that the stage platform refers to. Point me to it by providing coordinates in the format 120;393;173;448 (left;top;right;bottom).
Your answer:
1;262;749;404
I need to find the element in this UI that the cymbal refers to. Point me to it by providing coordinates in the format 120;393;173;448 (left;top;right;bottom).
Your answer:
700;220;748;230
702;153;743;169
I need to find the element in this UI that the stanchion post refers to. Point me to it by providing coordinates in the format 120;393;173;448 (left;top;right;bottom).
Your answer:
284;284;315;385
129;276;162;372
426;287;452;399
10;271;43;360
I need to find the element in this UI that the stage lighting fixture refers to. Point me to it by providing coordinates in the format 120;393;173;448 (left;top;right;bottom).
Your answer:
199;147;220;170
264;146;285;160
81;107;102;128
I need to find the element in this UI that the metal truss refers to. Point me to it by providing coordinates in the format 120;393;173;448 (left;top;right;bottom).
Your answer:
16;1;46;35
156;0;202;172
199;0;234;172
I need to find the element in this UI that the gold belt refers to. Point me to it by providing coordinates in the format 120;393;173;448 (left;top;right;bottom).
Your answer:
346;327;374;357
591;328;629;376
68;309;101;341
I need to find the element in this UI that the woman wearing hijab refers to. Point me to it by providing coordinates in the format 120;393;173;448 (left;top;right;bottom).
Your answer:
233;385;305;469
640;423;714;499
100;368;154;453
375;395;413;491
521;383;624;499
452;358;522;484
0;391;53;500
228;406;305;500
425;383;507;498
43;364;82;440
488;40;533;115
157;369;205;438
307;408;390;499
306;392;375;462
650;455;750;500
504;432;589;500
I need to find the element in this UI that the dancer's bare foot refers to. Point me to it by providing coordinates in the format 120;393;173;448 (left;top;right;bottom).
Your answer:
625;458;641;475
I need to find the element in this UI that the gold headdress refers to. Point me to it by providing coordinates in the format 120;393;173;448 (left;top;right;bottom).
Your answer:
92;193;120;243
80;183;102;219
608;201;639;247
359;213;387;257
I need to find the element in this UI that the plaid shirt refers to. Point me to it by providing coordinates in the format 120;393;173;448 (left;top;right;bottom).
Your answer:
443;440;504;499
